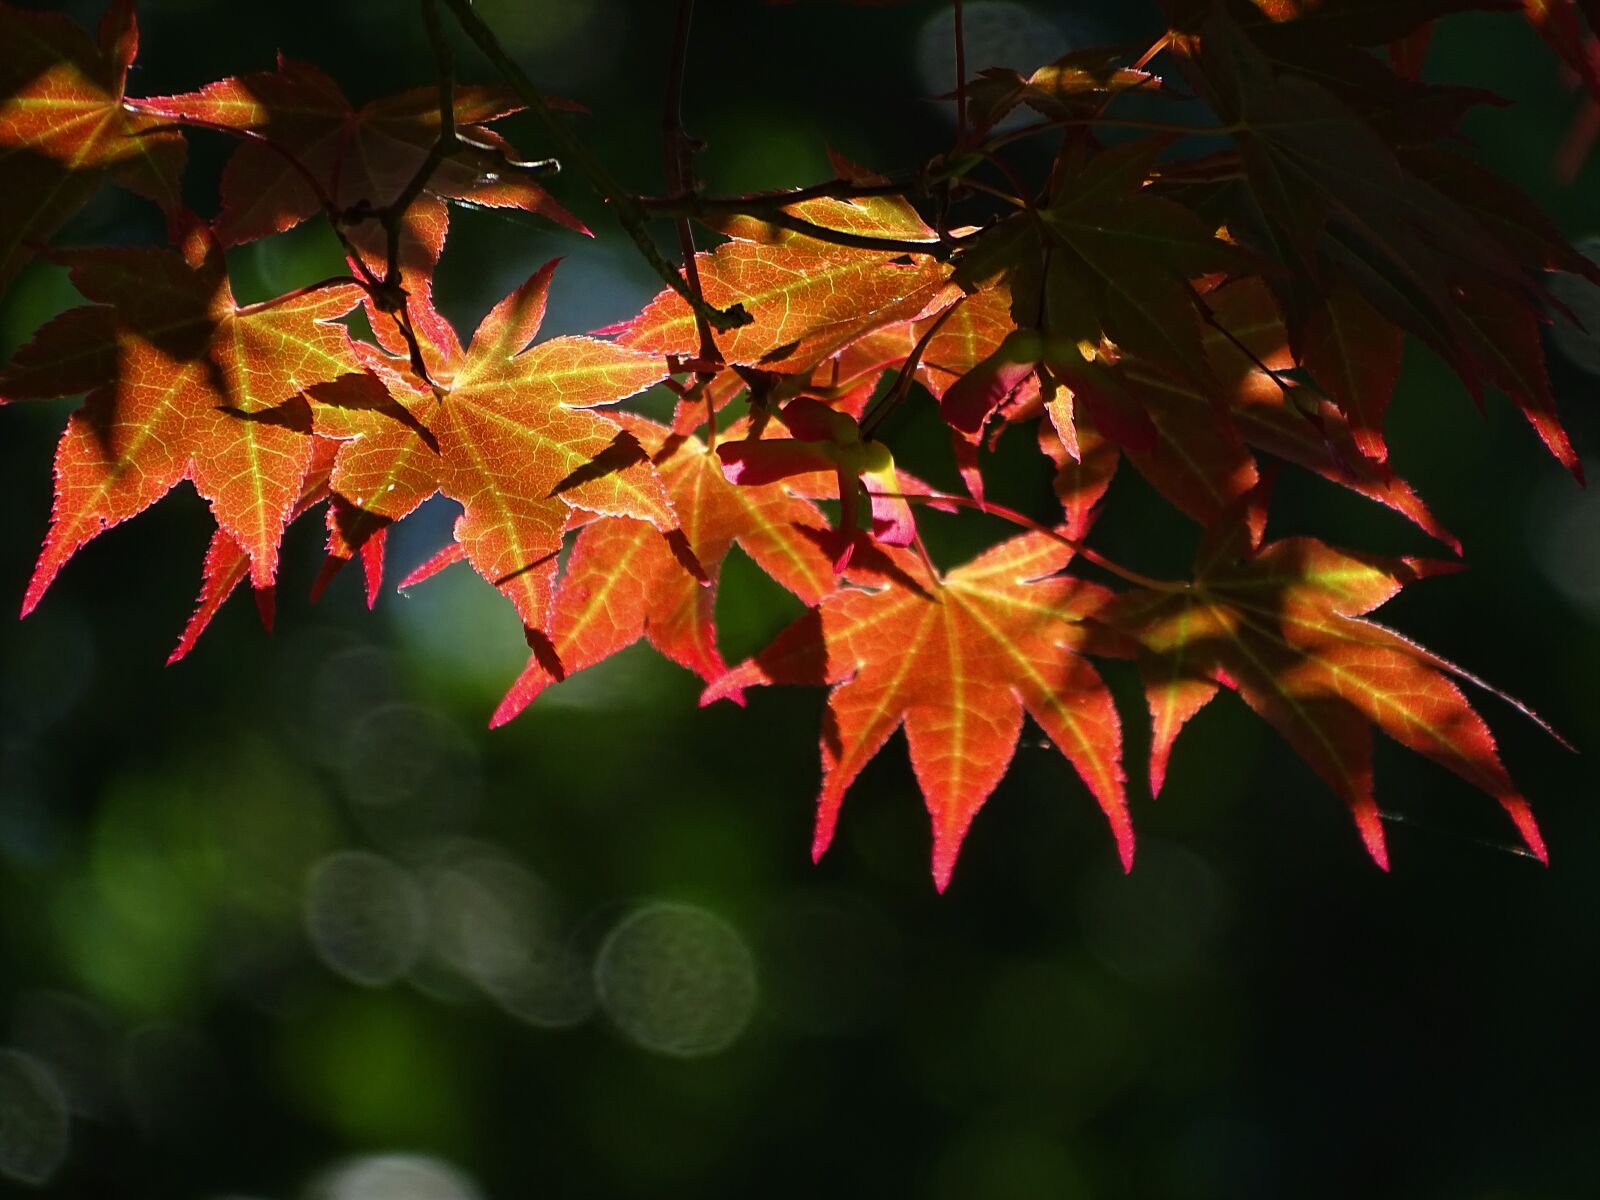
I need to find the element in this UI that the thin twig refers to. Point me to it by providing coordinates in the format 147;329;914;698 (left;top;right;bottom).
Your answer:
1185;281;1299;398
861;295;966;440
436;0;751;332
959;177;1028;208
984;113;1240;154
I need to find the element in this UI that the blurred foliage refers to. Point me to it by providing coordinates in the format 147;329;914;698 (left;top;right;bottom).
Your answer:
2;1;1599;1197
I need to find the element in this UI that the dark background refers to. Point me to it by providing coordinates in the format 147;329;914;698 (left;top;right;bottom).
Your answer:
2;1;1598;1197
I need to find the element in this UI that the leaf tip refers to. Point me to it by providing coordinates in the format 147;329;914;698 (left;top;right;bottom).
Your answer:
252;585;277;634
1355;801;1390;871
1504;797;1549;865
811;789;845;866
930;822;969;893
700;665;753;707
309;555;343;603
1115;824;1136;874
21;548;67;618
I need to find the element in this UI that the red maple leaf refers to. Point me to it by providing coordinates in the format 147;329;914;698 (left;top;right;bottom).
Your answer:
1100;498;1549;870
488;415;839;724
706;531;1132;891
314;261;677;641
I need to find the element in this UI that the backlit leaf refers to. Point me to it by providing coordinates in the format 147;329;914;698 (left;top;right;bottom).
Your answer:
0;219;363;612
707;532;1132;891
1102;510;1546;869
0;0;184;298
491;416;838;723
138;56;582;245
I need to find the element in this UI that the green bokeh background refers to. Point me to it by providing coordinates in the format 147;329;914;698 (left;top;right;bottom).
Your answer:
2;1;1599;1197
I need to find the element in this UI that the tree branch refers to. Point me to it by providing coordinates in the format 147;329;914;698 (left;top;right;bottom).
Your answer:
435;0;751;332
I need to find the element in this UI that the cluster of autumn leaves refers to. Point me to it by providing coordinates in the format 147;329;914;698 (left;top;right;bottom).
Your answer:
2;0;1595;886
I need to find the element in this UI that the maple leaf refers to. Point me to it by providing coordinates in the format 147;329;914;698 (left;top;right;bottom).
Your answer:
1099;277;1457;547
898;284;1019;402
1099;502;1547;871
705;532;1132;891
616;238;951;373
1045;139;1257;379
136;55;583;245
952;140;1255;389
939;328;1045;440
315;260;675;638
1294;281;1402;464
0;0;184;298
0;218;365;614
1172;9;1591;474
1039;416;1120;542
488;416;839;724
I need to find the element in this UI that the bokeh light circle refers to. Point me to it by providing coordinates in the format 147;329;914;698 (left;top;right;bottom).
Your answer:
306;1153;482;1200
339;704;481;848
303;851;427;986
595;903;758;1057
0;1048;70;1186
422;847;594;1028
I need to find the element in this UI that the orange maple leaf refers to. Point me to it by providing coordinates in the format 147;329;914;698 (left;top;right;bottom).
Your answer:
0;219;364;613
707;531;1132;891
0;0;184;298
